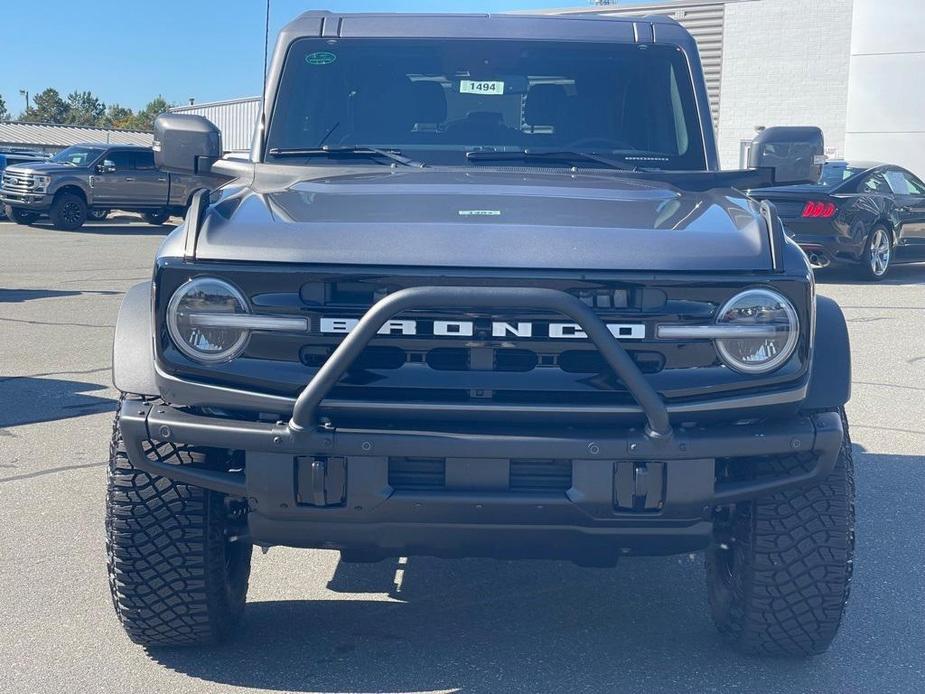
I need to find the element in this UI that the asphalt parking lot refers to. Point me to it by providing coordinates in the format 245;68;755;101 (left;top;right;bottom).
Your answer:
1;217;924;694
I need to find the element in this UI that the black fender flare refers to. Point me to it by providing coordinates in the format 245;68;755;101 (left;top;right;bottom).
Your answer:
803;295;851;410
112;282;158;396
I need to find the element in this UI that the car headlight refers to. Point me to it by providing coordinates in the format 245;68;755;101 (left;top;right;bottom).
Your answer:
714;289;799;374
167;278;250;363
32;175;50;193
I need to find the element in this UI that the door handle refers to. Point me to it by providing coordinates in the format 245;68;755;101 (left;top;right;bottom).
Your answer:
124;177;135;181
157;178;167;182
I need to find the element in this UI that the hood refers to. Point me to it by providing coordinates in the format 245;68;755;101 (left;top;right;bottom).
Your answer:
192;169;773;272
4;162;89;175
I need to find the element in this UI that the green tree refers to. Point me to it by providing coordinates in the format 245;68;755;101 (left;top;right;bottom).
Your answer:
127;96;174;131
65;90;106;126
103;104;136;129
20;88;70;123
0;93;9;121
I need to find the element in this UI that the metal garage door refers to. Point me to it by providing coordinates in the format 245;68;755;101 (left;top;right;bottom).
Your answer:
560;1;726;127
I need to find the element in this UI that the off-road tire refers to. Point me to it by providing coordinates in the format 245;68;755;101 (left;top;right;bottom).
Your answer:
49;192;87;230
106;397;252;647
6;205;40;225
142;209;170;226
855;224;892;281
706;408;855;656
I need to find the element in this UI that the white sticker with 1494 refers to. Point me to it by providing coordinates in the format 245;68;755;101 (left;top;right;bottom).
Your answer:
459;80;505;95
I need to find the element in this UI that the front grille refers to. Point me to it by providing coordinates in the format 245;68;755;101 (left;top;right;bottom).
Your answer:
509;459;572;492
157;262;812;416
301;343;662;375
389;457;445;490
388;457;573;494
1;172;35;194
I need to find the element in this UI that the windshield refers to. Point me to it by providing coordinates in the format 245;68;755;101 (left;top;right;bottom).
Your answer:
265;39;706;170
817;162;866;187
50;146;103;166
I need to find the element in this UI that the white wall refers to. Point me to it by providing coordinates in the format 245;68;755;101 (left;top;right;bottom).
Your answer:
716;0;853;169
171;98;262;152
845;0;925;178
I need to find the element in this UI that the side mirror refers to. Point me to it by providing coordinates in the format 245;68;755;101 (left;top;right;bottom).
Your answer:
97;160;116;174
153;113;222;175
748;126;824;186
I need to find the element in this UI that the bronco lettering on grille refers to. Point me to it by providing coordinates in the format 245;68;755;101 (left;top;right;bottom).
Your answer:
317;318;645;340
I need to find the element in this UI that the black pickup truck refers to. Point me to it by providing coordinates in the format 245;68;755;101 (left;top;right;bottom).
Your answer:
1;143;211;229
107;11;854;657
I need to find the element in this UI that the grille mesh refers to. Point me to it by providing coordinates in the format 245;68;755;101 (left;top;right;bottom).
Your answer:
388;457;572;493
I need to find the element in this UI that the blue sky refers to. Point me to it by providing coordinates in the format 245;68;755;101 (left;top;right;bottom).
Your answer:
1;0;593;118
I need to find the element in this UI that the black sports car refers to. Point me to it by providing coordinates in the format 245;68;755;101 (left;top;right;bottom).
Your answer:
750;161;925;280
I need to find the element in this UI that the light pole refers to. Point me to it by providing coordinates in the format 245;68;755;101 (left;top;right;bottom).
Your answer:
19;89;29;112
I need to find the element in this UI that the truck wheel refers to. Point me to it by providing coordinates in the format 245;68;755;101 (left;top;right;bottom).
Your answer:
88;208;110;221
855;225;892;281
49;192;87;230
6;206;40;226
106;397;252;647
706;408;854;656
142;209;170;225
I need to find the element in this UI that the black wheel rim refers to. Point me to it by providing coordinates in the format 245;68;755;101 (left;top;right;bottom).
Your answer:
62;202;82;225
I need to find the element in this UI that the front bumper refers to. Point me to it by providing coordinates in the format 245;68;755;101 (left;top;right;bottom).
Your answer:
119;401;843;559
0;192;50;210
121;285;839;560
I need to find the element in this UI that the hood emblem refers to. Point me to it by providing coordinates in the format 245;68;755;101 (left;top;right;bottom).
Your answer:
458;209;501;217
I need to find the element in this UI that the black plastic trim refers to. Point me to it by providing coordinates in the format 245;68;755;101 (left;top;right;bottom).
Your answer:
118;400;843;508
804;295;851;410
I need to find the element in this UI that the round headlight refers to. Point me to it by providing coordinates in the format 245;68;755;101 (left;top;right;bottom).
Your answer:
715;289;799;374
167;278;250;363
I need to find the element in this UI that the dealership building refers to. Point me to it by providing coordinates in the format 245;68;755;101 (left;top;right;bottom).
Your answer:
177;0;925;176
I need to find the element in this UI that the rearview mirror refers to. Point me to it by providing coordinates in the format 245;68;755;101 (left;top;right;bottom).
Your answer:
748;126;824;186
153;113;222;175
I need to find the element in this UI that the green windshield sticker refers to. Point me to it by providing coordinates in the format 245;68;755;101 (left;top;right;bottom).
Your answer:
306;51;336;66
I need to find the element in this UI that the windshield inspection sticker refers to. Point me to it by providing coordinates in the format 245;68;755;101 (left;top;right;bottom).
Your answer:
459;80;505;95
306;51;336;66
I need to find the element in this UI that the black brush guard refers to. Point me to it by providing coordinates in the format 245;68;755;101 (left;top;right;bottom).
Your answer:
118;286;844;534
287;287;672;437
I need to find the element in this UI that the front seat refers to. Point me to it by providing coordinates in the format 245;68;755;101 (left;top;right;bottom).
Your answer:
349;76;416;144
409;80;448;133
523;83;571;141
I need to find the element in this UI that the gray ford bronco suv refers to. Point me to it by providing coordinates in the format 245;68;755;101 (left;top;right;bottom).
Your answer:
107;12;854;656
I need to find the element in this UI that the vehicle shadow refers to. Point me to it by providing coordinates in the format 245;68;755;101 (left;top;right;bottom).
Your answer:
146;446;925;693
0;376;114;428
149;555;724;693
816;261;925;286
0;287;122;303
25;220;175;236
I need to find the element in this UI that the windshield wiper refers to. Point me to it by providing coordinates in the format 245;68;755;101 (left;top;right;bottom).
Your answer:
267;145;426;168
465;149;638;171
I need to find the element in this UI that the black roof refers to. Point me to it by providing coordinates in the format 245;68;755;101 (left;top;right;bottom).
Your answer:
278;11;693;47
